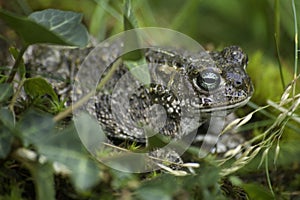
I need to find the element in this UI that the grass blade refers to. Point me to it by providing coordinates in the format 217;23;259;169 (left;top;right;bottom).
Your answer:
291;0;298;97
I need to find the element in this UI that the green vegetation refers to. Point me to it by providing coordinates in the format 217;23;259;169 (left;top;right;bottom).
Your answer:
0;0;300;199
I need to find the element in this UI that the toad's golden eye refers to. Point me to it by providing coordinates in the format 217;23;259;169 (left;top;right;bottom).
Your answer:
196;70;221;91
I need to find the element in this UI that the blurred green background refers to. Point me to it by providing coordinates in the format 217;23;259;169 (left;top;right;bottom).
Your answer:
1;0;298;56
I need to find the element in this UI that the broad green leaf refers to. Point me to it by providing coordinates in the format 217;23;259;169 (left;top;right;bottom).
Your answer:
0;83;13;103
73;112;106;155
18;110;55;147
37;124;100;191
0;9;88;47
110;169;139;190
24;77;58;102
0;107;15;127
0;108;14;158
135;174;177;200
29;9;88;47
18;111;100;190
0;9;66;45
243;183;274;200
136;188;171;200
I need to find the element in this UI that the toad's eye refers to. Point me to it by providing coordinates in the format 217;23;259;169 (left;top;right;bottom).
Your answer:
196;70;221;91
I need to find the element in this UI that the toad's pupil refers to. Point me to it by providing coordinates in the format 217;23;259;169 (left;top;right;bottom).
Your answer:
197;70;220;91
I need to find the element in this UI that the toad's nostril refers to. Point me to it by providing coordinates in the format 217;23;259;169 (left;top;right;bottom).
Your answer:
235;80;242;86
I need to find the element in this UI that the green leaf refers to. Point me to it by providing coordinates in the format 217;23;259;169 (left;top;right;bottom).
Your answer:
18;110;55;146
123;0;138;30
18;111;100;190
110;169;139;190
27;162;55;200
243;183;274;200
37;124;100;190
122;0;148;85
135;164;224;200
124;59;151;86
135;175;177;200
144;129;171;152
9;47;26;78
0;83;13;103
28;9;88;47
0;108;14;158
73;112;106;154
0;9;88;47
0;107;15;127
136;188;171;200
89;0;108;41
24;77;58;102
122;0;143;61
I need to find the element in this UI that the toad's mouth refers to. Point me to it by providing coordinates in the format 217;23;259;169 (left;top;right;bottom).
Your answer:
196;95;252;114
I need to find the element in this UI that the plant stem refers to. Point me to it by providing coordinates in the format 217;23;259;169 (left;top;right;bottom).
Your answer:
9;77;26;113
291;0;298;97
6;45;28;83
53;58;122;122
265;154;275;197
274;0;285;90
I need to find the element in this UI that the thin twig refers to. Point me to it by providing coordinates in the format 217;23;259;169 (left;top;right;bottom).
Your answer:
9;77;26;113
274;0;285;89
53;58;122;122
6;45;28;83
101;142;199;169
